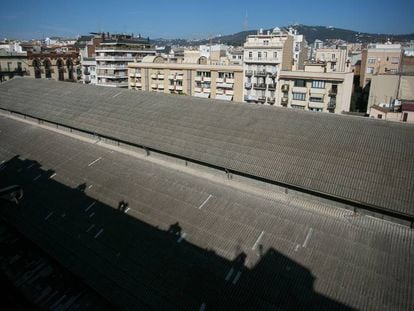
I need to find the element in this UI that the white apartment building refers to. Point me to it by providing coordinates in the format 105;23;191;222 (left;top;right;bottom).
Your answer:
243;28;293;105
289;27;308;70
95;34;155;88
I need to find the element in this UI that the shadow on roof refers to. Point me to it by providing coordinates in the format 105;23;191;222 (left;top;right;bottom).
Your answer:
0;155;352;310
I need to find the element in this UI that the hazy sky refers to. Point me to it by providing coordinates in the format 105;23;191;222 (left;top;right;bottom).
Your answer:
1;0;414;40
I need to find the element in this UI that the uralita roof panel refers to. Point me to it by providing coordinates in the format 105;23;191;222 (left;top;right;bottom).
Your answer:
0;78;414;217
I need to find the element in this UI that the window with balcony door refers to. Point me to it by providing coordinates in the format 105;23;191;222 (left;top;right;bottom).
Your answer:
292;92;306;101
294;80;305;87
312;80;325;89
219;72;234;79
309;97;324;102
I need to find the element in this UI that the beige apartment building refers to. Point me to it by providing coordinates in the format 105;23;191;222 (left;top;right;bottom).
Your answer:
243;28;293;105
278;63;354;113
314;48;351;72
360;43;403;88
128;56;243;102
367;74;414;112
0;51;30;82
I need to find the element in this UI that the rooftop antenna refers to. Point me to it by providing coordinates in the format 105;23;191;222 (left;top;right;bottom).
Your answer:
243;10;248;31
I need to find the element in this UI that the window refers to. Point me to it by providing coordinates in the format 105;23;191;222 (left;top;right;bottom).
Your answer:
378;114;382;119
309;97;323;102
219;72;234;79
264;40;269;46
273;52;278;59
312;80;325;89
258;52;262;59
368;58;376;64
367;67;375;74
196;71;211;77
390;57;399;64
264;52;267;59
294;79;305;87
292;92;306;101
248;51;252;59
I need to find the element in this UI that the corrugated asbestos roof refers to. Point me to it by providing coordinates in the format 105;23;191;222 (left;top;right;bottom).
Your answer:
1;78;414;217
1;116;413;310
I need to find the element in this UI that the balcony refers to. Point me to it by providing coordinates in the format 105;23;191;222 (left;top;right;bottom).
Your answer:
245;82;252;89
267;97;276;105
216;89;224;95
244;95;257;102
329;88;338;96
168;85;175;90
151;73;157;79
310;88;326;95
253;83;267;90
158;74;164;80
281;97;288;106
195;87;202;92
244;57;281;64
158;84;164;89
216;77;224;83
226;78;235;84
245;70;253;76
135;73;141;78
217;82;233;88
151;83;157;89
176;85;183;91
176;75;184;80
168;74;176;80
203;88;211;94
328;100;336;110
136;82;142;88
268;83;276;90
308;102;324;109
291;99;306;107
95;56;135;61
281;84;289;92
257;96;266;103
255;71;267;77
226;90;234;96
195;76;202;82
292;86;308;93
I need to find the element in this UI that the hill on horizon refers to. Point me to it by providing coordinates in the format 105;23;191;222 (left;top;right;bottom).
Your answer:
152;24;414;46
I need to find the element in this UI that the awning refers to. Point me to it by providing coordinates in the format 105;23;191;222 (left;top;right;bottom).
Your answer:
194;92;210;98
215;94;233;101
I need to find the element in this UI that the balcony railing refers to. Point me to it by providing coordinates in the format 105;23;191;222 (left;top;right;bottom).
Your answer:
257;96;266;103
168;85;175;90
245;70;253;76
245;82;252;89
268;83;276;90
255;71;267;77
281;97;288;106
267;97;275;105
329;88;338;96
253;83;267;90
244;57;281;63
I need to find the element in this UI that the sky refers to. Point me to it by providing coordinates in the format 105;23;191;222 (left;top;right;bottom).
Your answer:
1;0;414;40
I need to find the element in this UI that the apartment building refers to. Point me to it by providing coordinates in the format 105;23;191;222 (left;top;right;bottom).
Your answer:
278;63;354;113
360;43;403;88
314;48;351;72
289;27;308;70
243;27;293;105
95;33;155;88
76;34;102;84
0;51;30;82
128;55;243;102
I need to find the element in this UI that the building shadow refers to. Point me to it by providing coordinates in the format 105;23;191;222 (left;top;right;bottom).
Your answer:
0;155;352;310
